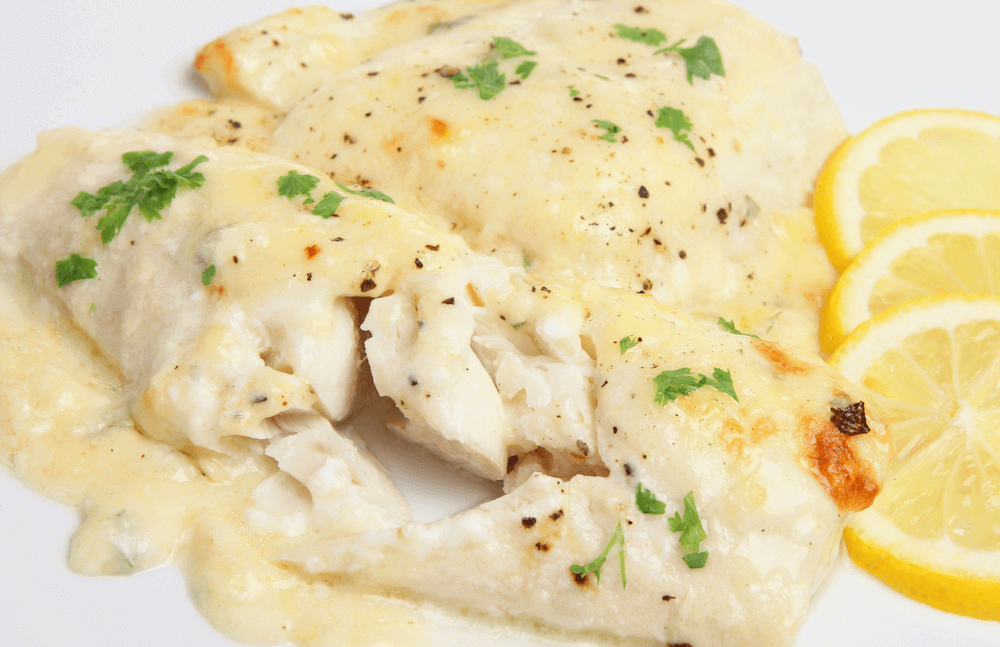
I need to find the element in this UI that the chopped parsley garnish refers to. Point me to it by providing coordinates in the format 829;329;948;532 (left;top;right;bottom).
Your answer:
275;173;361;218
635;483;666;515
615;24;724;84
718;317;759;338
656;36;724;84
493;36;536;59
653;367;738;404
515;60;537;80
522;254;531;270
654;107;695;152
450;70;475;89
277;170;320;204
72;151;207;244
669;492;709;569
592;119;622;142
313;191;346;218
335;181;394;204
568;85;580;97
55;253;97;287
701;368;738;401
613;24;667;46
202;264;216;285
570;521;626;587
450;37;537;100
619;335;639;355
466;60;507;100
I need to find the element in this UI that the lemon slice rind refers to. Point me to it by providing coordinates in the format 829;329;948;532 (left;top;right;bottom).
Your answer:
815;109;1000;272
830;293;1000;620
820;208;1000;353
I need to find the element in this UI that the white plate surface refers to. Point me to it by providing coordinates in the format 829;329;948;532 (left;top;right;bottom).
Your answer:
1;1;998;646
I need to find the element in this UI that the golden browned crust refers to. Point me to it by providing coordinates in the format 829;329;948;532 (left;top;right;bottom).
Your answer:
752;339;812;376
800;412;881;512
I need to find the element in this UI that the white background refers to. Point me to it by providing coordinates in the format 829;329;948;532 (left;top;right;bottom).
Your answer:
1;1;998;646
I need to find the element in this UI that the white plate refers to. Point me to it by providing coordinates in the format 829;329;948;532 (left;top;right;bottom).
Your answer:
1;1;998;645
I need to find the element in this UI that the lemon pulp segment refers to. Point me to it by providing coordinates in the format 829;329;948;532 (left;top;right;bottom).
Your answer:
830;295;1000;620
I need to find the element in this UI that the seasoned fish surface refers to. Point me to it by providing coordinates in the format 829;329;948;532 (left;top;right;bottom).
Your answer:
0;126;891;646
291;284;891;646
194;0;514;112
266;0;845;349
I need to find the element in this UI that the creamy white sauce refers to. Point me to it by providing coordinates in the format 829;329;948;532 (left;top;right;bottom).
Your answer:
0;1;893;645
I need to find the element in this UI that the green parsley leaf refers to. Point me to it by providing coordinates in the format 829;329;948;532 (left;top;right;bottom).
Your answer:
96;203;132;244
653;368;705;404
569;521;626;587
619;335;638;355
635;483;666;515
515;60;537;80
202;264;216;285
312;191;346;218
568;85;579;97
55;253;97;287
135;155;209;222
654;107;695;152
613;24;667;46
592;119;621;143
71;182;124;219
718;317;759;339
522;254;531;270
669;492;708;567
493;36;535;59
653;366;738;404
467;60;506;100
449;70;476;90
683;551;709;569
277;170;320;204
654;36;724;84
335;182;394;204
72;151;208;244
677;36;724;84
121;150;173;175
701;367;738;402
594;74;609;81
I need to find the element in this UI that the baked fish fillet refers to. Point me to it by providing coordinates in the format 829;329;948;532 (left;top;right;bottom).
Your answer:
194;0;515;113
262;0;845;350
292;281;891;646
0;127;890;647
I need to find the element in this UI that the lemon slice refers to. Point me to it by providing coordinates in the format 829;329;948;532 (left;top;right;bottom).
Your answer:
819;209;1000;353
828;294;1000;620
815;109;1000;271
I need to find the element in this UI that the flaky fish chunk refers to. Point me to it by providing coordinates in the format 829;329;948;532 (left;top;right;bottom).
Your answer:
285;284;892;647
194;0;513;113
0;127;452;455
266;0;846;351
364;257;603;480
